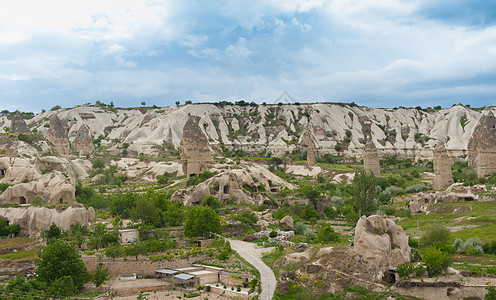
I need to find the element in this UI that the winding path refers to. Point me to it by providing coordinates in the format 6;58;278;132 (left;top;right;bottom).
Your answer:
228;239;277;300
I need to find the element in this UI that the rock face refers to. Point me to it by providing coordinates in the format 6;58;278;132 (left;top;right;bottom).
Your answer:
10;112;31;133
0;205;91;236
468;113;496;177
363;139;381;177
0;172;76;204
71;124;94;155
409;191;442;214
433;140;453;190
183;183;210;206
354;215;411;269
47;115;70;155
180;116;212;178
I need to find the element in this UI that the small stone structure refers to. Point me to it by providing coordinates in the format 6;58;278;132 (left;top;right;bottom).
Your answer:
180;116;212;178
433;140;453;190
363;139;381;177
118;229;139;245
467;112;496;177
47;115;70;155
71;124;94;155
10;112;31;133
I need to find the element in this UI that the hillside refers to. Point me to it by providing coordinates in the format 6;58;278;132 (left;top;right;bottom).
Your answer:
0;103;491;160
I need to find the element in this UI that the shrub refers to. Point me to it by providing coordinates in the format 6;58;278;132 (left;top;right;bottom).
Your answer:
453;237;484;254
483;241;496;255
381;205;396;216
294;222;307;235
304;229;316;243
396;263;424;279
486;286;496;300
316;223;340;243
301;204;319;222
422;225;450;247
186;176;200;186
269;230;278;238
423;246;452;276
324;206;337;219
235;211;258;226
405;183;432;194
202;196;222;210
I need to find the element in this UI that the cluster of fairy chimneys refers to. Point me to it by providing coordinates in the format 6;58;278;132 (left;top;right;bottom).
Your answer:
363;112;496;190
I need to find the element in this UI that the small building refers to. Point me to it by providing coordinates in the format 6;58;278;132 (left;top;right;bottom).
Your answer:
155;269;178;280
173;273;195;288
189;270;219;285
118;229;139;245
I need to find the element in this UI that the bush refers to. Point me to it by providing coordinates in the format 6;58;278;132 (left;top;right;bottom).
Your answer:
186;176;200;186
324;206;337;219
422;225;450;247
235;211;258;226
453;237;484;254
269;230;278;238
301;204;319;222
202;196;222;210
486;286;496;300
381;205;396;216
304;229;316;243
396;263;424;279
294;222;307;235
483;241;496;255
423;246;452;276
316;223;340;244
405;183;432;194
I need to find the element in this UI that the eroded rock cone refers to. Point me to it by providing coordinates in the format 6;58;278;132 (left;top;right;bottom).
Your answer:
433;140;453;190
467;112;496;177
180;115;212;178
11;112;31;133
71;124;94;155
363;139;381;177
47;115;70;155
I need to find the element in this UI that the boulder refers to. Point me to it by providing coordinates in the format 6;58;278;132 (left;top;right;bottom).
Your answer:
280;215;294;230
87;207;95;222
263;213;273;221
353;215;411;269
184;183;210;206
242;234;257;242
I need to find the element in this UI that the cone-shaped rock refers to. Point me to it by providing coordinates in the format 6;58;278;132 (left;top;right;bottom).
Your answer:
467;113;496;177
364;139;381;177
72;124;94;155
47;115;70;155
180;116;212;178
302;125;316;166
433;140;453;190
11;112;30;133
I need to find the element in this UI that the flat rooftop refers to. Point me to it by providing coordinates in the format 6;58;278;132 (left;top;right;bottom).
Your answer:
189;270;217;276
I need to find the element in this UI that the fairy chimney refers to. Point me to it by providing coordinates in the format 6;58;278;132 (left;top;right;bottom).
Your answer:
302;126;316;166
467;113;496;177
363;139;381;177
180;115;212;178
47;115;70;155
433;140;453;190
71;124;94;155
11;112;30;133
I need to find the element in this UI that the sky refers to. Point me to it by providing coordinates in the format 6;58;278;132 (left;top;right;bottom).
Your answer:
1;0;496;112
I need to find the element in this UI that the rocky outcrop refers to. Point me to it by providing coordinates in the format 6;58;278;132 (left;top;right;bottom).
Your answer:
433;140;453;190
0;205;92;236
22;104;494;161
183;183;210;206
0;171;76;204
280;216;294;230
468;112;496;177
10;112;31;133
354;215;410;269
409;191;442;214
363;139;381;177
0;157;41;184
301;125;317;166
46;115;70;155
71;124;94;155
180;116;212;177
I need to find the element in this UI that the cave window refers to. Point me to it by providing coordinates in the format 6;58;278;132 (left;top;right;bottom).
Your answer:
60;198;64;204
224;186;229;194
0;169;5;176
19;197;26;204
384;269;397;284
424;199;428;204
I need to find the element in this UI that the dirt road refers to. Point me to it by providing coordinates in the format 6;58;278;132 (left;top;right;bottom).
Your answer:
228;239;276;300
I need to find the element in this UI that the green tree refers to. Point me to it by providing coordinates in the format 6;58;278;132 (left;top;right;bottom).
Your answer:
50;105;61;111
184;206;222;238
202;195;222;210
92;263;110;287
105;244;123;260
46;223;62;240
353;170;377;217
141;101;146;106
175;101;180;105
423;246;452;276
47;276;75;297
131;198;160;225
316;223;340;243
125;241;148;261
36;239;90;293
92;158;105;169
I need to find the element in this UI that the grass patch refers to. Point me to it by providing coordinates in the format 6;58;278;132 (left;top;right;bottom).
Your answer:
0;250;37;260
0;237;35;250
397;201;496;243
